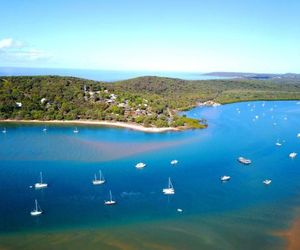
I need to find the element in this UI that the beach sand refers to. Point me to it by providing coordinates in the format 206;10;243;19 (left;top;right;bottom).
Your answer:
0;119;180;133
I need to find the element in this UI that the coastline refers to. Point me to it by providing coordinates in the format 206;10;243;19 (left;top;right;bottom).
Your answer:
0;119;180;133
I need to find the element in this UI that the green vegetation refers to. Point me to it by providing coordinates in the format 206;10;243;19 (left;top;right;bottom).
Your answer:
1;75;300;129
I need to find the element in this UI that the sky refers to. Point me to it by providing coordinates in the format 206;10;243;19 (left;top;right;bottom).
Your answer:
0;0;300;73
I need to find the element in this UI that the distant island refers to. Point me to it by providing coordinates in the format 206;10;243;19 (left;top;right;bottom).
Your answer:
204;71;300;80
1;75;300;131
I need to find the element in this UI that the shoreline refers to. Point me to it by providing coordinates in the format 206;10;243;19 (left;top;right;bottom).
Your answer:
0;119;180;133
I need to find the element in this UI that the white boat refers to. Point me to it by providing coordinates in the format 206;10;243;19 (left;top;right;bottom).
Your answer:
177;208;183;213
263;179;272;185
297;133;300;138
171;160;178;165
220;175;231;181
34;172;48;189
135;162;146;169
275;142;282;147
162;177;175;195
2;128;6;133
289;152;297;159
30;199;43;216
73;127;79;133
238;157;252;165
42;127;47;132
92;170;105;185
104;190;116;205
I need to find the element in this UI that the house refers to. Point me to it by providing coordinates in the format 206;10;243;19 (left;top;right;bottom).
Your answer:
16;102;22;108
40;98;47;104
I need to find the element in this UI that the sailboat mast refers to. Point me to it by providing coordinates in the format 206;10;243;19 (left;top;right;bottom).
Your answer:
110;190;112;201
40;172;43;184
100;170;102;181
35;199;38;211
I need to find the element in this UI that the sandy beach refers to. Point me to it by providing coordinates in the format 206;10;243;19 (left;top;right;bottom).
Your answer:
0;119;180;133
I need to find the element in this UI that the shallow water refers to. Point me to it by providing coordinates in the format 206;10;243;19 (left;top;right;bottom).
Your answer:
0;101;300;249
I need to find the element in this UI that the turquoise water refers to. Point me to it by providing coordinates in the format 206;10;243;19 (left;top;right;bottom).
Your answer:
0;101;300;249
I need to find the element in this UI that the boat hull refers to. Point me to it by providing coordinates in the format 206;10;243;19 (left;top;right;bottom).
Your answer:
104;201;116;205
92;180;105;185
34;183;48;189
30;211;42;216
237;157;251;165
162;188;175;195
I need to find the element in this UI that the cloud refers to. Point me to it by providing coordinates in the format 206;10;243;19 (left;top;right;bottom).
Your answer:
0;37;51;62
0;38;23;49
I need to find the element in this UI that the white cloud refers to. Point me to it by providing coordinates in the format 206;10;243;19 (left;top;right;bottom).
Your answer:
0;38;23;49
0;37;51;62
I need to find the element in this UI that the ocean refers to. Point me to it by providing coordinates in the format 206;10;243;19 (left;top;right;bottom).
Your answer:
0;67;227;82
0;101;299;249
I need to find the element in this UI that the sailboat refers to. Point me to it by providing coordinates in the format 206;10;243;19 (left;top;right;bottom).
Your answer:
104;190;116;205
2;127;6;133
73;127;79;133
30;199;43;216
42;126;47;132
92;170;105;185
162;177;175;195
34;172;48;189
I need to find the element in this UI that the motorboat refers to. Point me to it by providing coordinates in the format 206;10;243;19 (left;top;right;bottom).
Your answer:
135;162;146;169
238;157;252;165
263;179;272;185
171;160;178;165
220;175;231;181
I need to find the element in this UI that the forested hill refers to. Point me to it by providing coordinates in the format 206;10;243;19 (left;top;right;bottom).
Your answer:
113;76;300;106
1;75;300;128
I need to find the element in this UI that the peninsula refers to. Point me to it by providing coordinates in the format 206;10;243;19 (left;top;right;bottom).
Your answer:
1;75;300;131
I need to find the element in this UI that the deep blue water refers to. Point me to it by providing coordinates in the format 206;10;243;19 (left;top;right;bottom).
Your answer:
0;67;227;82
0;101;300;249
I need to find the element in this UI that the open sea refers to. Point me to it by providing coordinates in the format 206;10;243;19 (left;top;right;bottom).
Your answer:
0;67;227;82
0;101;300;249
